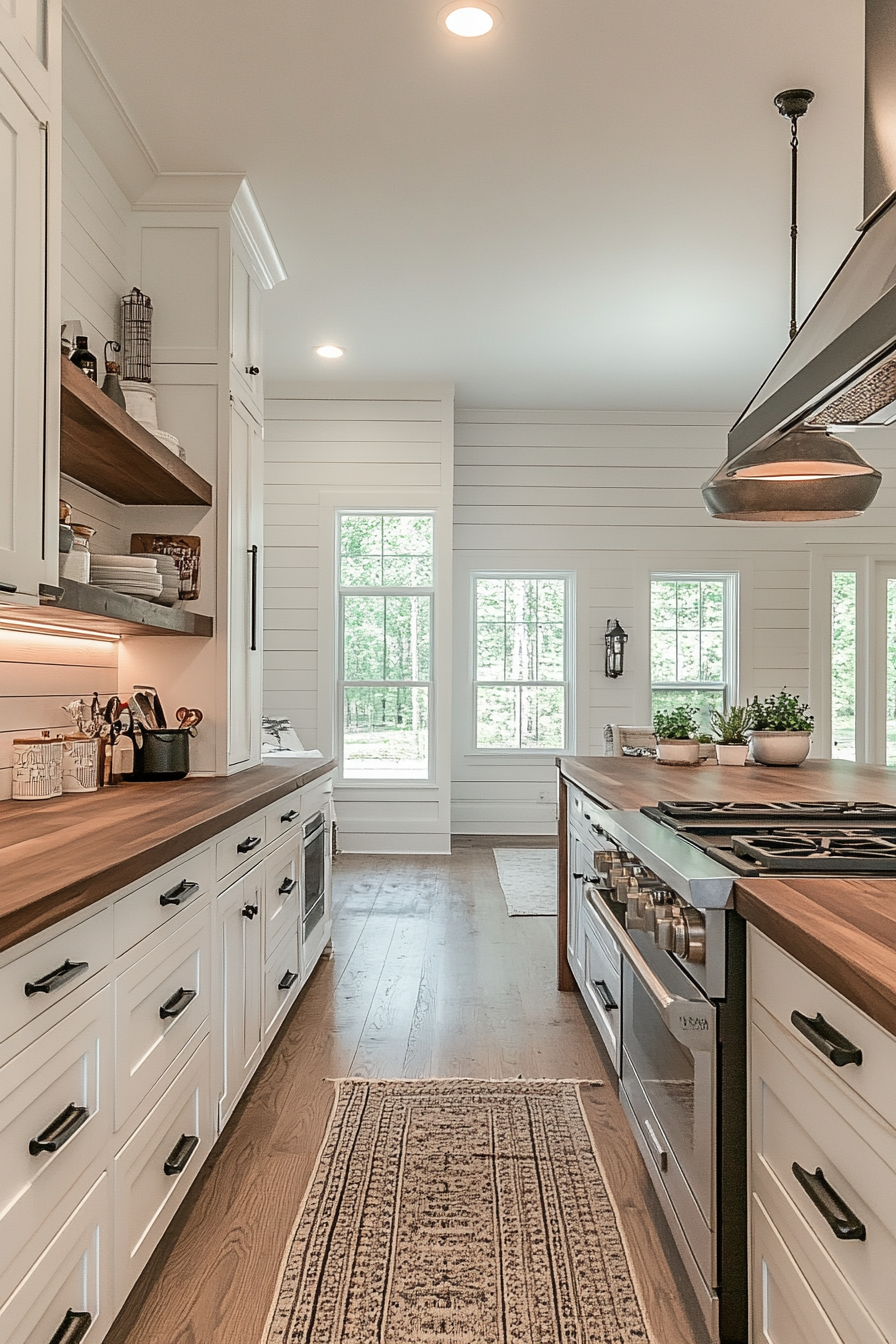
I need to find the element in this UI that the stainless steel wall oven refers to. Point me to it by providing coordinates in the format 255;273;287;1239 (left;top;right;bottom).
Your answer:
302;811;326;944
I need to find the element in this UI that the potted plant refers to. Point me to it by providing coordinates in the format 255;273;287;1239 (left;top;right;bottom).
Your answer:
653;706;700;763
748;691;814;766
709;703;756;766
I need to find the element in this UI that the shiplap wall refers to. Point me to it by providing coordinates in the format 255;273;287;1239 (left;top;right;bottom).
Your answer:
264;383;455;853
451;410;896;833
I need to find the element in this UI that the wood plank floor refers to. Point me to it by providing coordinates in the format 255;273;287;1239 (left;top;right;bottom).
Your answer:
106;847;711;1344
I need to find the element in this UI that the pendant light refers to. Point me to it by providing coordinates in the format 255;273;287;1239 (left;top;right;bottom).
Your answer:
702;90;882;519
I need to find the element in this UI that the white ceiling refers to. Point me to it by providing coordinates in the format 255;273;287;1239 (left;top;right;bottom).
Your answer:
70;0;865;409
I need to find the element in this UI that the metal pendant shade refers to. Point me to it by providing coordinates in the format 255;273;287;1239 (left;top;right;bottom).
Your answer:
726;426;880;480
701;458;881;521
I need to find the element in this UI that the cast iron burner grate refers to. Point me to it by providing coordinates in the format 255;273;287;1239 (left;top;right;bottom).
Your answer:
656;800;896;820
731;828;896;872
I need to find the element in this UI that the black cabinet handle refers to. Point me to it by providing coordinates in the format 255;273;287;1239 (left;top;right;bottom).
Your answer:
572;872;584;880
159;879;200;908
242;903;259;919
29;1102;89;1155
791;1011;863;1068
237;835;261;854
164;1133;200;1176
246;365;260;376
279;877;297;896
592;979;618;1012
278;968;299;992
248;544;258;651
792;1163;866;1241
25;959;89;997
0;580;17;593
159;987;197;1020
281;809;299;823
48;1309;92;1344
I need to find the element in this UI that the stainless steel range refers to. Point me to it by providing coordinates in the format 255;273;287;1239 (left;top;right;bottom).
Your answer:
566;795;896;1344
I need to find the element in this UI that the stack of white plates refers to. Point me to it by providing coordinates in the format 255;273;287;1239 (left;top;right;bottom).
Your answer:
153;554;181;607
90;554;163;600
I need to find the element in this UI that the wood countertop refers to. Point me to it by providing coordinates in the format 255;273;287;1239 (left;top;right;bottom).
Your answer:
557;755;896;1034
0;759;336;954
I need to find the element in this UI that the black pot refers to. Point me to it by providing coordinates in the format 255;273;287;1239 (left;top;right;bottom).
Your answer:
126;728;190;781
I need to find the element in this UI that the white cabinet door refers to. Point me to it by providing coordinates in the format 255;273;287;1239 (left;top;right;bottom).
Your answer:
218;865;263;1125
230;248;262;414
227;396;263;769
0;66;47;601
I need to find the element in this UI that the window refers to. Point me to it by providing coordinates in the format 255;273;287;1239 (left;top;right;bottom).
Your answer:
339;513;434;780
473;574;570;750
650;575;737;732
831;571;857;760
888;578;896;767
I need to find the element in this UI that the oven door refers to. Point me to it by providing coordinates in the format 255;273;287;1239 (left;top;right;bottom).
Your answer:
302;812;326;941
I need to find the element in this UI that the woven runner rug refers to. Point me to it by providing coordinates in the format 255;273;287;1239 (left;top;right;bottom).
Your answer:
264;1078;649;1344
493;849;558;917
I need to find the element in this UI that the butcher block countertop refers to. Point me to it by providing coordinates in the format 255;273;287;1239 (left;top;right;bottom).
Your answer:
558;755;896;1035
0;759;336;954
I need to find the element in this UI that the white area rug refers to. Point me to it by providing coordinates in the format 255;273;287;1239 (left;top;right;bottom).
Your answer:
493;848;558;917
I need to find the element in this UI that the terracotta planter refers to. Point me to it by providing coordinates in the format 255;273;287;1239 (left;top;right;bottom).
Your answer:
715;743;749;766
656;738;700;764
749;730;811;767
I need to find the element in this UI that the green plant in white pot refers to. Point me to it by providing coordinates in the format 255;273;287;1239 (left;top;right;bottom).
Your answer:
710;703;756;766
748;691;814;766
653;706;700;764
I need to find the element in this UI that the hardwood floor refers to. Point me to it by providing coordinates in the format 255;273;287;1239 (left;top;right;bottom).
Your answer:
106;847;711;1344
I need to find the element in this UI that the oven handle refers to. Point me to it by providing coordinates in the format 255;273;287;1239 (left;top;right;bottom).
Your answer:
584;884;714;1052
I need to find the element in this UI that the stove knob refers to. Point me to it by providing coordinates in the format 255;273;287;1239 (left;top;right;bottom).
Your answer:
671;909;707;964
654;912;675;951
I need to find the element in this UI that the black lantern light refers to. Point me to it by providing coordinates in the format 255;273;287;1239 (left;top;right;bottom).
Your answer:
604;618;627;678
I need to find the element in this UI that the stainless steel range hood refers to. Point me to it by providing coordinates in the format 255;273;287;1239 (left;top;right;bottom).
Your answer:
727;0;896;468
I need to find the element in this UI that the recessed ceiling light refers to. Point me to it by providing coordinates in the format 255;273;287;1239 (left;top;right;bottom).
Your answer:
315;345;345;359
439;4;501;38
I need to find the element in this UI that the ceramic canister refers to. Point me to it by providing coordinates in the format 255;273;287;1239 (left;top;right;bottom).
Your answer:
62;735;100;792
12;736;64;800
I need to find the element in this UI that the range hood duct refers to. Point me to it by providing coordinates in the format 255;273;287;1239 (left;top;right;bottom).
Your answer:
706;0;894;517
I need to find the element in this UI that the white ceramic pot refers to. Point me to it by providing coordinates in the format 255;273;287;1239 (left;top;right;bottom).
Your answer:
120;380;159;428
749;730;811;767
656;738;700;764
715;743;749;766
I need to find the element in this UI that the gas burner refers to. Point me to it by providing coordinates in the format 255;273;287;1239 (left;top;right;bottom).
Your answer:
731;827;896;872
656;800;896;821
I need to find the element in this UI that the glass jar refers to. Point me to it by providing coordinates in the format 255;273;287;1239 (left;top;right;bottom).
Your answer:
60;524;95;584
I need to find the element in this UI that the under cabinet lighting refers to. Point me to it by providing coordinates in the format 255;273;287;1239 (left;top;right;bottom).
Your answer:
439;4;501;37
0;617;121;641
314;345;345;359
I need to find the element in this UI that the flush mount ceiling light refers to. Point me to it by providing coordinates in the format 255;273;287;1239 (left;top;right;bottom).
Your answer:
439;4;501;37
314;345;344;359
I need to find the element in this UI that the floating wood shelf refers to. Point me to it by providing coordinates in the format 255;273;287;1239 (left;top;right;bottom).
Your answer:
1;579;216;638
60;357;214;507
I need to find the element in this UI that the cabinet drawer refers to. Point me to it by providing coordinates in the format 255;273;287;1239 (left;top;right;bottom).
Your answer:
263;838;301;959
751;1195;849;1344
0;1172;113;1344
582;913;621;1072
264;926;301;1043
114;847;211;956
0;986;112;1258
750;929;896;1129
752;1024;896;1343
114;1035;212;1308
115;906;211;1127
265;788;303;844
0;905;112;1051
216;813;267;881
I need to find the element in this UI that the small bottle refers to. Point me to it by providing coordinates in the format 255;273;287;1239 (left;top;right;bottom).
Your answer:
70;335;98;382
101;342;126;409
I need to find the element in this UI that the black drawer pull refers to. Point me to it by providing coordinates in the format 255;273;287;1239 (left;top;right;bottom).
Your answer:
279;876;298;896
48;1309;92;1344
242;903;259;919
0;580;17;593
791;1011;862;1067
164;1132;200;1175
278;969;299;992
160;879;200;908
29;1102;89;1155
25;959;89;997
592;979;618;1012
792;1163;866;1241
237;835;261;854
572;872;584;880
281;809;299;823
159;987;197;1020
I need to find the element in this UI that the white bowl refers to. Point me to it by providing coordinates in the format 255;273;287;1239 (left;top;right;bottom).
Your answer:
92;554;158;569
749;730;812;767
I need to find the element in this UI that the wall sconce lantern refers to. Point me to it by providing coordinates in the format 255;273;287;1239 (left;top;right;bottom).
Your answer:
604;618;627;678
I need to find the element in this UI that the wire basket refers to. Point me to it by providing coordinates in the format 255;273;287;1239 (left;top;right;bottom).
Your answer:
120;288;153;383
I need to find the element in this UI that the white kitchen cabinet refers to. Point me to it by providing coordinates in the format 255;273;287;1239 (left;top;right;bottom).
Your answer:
218;862;264;1126
230;246;263;418
227;395;264;769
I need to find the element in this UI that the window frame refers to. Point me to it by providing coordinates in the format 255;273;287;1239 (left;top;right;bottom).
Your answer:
649;572;739;722
469;569;575;755
336;509;436;784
